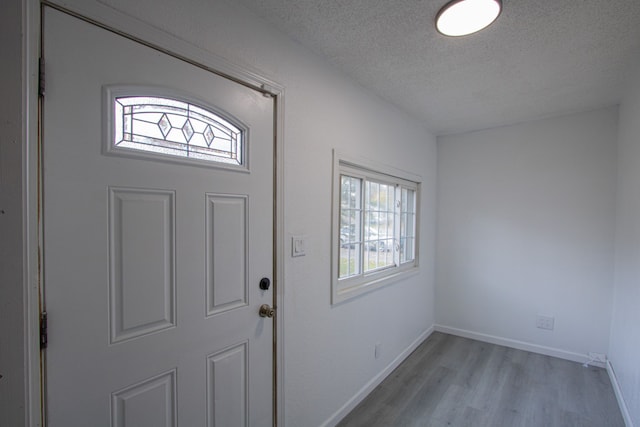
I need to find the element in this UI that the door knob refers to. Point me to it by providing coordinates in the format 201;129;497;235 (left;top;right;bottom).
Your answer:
259;304;275;318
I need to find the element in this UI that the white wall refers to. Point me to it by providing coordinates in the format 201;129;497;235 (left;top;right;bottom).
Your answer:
436;108;618;360
610;56;640;426
31;1;438;426
0;0;26;425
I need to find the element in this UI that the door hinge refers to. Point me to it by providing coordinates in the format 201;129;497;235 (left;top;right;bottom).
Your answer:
38;58;45;97
40;311;48;349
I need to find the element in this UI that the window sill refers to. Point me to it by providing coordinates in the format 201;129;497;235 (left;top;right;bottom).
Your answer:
332;265;420;305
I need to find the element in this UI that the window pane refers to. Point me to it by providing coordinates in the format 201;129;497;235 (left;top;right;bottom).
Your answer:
340;176;350;208
364;180;394;272
339;176;362;279
400;188;416;263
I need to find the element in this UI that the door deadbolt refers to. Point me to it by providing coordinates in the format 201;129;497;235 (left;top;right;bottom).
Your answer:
259;277;271;290
259;304;275;318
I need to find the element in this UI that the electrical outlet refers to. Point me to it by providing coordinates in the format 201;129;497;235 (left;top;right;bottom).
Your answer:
588;352;606;363
536;315;555;330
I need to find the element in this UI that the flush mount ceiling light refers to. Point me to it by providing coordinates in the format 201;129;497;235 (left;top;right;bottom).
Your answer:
436;0;502;37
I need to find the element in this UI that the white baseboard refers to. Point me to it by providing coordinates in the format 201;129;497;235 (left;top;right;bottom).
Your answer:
320;326;435;427
433;324;606;368
607;361;635;427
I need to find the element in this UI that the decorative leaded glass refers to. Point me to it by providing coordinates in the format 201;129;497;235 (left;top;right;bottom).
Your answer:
113;96;243;166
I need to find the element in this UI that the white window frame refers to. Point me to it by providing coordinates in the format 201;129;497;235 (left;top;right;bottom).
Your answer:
332;150;421;304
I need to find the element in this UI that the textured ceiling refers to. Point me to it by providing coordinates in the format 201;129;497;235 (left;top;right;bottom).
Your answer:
237;0;640;135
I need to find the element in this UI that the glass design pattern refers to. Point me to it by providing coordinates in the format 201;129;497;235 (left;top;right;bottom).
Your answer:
114;96;243;166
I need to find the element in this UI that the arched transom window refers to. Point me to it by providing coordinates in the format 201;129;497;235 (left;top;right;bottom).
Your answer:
112;95;244;166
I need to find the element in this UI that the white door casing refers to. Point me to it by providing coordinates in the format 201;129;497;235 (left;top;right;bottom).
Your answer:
42;6;275;426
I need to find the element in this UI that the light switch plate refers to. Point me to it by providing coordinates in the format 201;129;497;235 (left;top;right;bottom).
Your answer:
291;236;306;257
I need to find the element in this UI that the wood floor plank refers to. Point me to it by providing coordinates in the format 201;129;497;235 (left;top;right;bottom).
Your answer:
428;384;476;424
337;332;625;427
393;365;456;426
468;343;512;411
451;339;493;390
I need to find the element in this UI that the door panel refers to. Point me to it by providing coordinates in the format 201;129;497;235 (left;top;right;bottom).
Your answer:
109;187;176;343
205;194;249;316
111;370;177;427
42;7;274;426
206;342;249;426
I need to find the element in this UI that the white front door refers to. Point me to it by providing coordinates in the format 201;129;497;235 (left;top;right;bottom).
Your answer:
42;7;274;426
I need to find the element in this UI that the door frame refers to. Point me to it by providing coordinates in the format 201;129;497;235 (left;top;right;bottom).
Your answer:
23;1;286;425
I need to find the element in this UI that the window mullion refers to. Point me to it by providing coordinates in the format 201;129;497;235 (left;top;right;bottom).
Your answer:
393;184;401;266
359;177;366;277
354;176;363;277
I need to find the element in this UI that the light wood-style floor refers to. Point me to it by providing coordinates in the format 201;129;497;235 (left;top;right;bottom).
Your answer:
338;332;624;427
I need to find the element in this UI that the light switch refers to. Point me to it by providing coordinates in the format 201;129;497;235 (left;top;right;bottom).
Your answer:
291;236;306;257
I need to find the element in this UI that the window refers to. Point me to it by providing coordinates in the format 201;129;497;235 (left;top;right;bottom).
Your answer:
105;87;246;169
332;152;420;303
